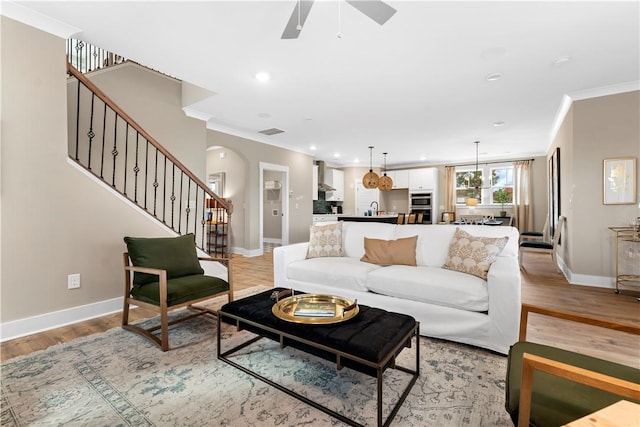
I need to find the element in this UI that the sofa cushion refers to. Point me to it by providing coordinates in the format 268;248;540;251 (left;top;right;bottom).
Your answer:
306;222;344;259
124;233;204;286
342;222;397;258
360;236;418;266
131;274;229;306
287;257;384;292
443;228;508;279
367;265;489;311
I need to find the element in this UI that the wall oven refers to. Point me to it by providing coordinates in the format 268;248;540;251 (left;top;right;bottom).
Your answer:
410;192;432;223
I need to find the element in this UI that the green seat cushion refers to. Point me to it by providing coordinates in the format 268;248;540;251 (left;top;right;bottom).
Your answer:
124;234;204;285
506;341;640;426
130;274;229;307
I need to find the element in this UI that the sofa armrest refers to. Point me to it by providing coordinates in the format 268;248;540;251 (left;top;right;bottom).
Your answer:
486;256;522;353
273;242;309;286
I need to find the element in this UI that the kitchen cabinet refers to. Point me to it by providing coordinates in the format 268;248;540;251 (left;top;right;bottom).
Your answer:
325;169;344;201
312;165;318;201
409;168;436;190
389;169;409;189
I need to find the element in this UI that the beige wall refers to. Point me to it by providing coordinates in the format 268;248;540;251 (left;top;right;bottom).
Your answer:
207;130;314;251
1;17;183;324
553;91;640;283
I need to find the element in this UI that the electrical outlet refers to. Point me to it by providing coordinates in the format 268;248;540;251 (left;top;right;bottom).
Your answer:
68;273;81;289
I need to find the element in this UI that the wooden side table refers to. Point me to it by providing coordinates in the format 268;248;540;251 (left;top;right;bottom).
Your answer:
563;400;640;427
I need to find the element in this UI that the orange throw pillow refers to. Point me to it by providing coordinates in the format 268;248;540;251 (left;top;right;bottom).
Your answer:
360;236;418;266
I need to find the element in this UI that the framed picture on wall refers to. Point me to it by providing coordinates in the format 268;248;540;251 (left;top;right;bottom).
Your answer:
603;157;637;205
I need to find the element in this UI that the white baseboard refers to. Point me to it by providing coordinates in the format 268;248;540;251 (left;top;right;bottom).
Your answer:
263;238;282;244
559;257;615;289
0;297;124;342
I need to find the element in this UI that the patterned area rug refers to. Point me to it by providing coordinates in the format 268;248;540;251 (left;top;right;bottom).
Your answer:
1;286;512;426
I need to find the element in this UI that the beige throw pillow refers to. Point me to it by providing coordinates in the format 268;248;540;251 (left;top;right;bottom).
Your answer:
443;228;508;279
360;236;418;266
306;222;344;259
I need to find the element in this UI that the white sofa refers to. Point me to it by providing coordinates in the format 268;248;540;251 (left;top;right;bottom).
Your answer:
273;222;521;354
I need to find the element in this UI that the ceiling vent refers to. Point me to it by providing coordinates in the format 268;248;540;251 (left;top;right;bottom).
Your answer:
258;128;285;136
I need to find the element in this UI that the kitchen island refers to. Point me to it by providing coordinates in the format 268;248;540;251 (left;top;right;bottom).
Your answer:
339;214;398;224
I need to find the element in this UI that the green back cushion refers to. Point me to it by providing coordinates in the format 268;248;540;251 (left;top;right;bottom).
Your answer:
124;234;204;285
506;341;640;426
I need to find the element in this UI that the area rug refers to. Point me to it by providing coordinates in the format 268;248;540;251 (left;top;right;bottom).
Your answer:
1;286;512;426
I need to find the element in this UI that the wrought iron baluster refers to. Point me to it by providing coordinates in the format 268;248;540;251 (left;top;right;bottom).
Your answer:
100;102;107;178
153;147;159;217
162;156;167;223
123;123;129;197
170;164;176;229
111;113;119;187
178;171;184;233
74;78;80;160
143;139;149;210
133;132;140;203
86;93;96;170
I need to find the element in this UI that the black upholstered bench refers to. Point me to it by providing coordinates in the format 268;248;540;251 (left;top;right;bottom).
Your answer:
217;287;419;427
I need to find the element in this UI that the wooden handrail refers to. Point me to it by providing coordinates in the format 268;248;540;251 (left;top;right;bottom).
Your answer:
66;62;229;212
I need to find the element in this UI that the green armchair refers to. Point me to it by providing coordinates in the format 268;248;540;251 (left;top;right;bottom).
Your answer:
506;304;640;426
122;233;233;351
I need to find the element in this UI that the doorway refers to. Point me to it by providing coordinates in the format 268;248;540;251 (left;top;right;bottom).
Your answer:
260;162;289;253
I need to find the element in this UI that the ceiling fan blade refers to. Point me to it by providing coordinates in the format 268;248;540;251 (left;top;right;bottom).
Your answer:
281;0;315;39
345;0;397;26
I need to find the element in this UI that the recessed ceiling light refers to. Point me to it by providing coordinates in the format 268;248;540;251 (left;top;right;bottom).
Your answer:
255;72;270;82
492;121;505;127
354;158;360;163
485;72;503;82
333;153;340;158
309;145;316;151
552;56;572;66
419;155;427;161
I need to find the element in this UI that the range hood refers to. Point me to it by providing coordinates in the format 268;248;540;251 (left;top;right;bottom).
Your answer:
315;161;336;192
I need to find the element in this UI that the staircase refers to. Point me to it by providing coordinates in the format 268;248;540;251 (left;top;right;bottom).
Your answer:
66;41;231;257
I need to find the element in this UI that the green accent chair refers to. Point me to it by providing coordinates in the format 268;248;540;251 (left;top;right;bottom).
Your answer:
122;233;233;351
506;304;640;426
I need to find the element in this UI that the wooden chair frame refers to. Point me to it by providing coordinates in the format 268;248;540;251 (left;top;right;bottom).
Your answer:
515;304;640;427
122;254;234;351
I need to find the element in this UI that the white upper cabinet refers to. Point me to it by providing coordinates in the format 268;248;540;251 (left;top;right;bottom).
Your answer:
325;169;344;201
388;169;409;189
409;168;436;190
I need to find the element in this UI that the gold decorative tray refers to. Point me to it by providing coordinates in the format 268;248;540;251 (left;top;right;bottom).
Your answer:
271;289;359;324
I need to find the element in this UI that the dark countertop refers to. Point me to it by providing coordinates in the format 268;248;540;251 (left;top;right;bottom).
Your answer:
339;215;398;224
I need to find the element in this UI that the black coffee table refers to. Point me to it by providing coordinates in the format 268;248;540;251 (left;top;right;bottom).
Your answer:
217;288;419;427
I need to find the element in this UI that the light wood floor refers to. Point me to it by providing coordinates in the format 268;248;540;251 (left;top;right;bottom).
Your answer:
2;251;638;367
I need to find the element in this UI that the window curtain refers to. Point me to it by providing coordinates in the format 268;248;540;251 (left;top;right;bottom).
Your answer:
444;166;456;214
513;160;533;231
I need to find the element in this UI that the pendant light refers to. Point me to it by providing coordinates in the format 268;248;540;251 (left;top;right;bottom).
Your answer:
362;146;380;189
378;152;393;191
465;141;481;207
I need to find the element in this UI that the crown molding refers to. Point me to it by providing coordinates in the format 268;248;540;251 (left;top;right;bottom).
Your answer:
1;1;81;38
549;81;640;146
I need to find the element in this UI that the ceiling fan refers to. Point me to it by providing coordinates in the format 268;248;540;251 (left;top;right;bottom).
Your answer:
282;0;397;39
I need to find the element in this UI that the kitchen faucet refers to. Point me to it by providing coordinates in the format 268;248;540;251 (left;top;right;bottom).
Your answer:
370;201;379;216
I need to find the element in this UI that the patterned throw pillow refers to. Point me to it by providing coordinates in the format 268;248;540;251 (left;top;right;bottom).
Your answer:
306;222;344;259
443;228;508;279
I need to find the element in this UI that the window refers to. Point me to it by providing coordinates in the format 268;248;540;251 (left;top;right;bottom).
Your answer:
455;163;514;206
